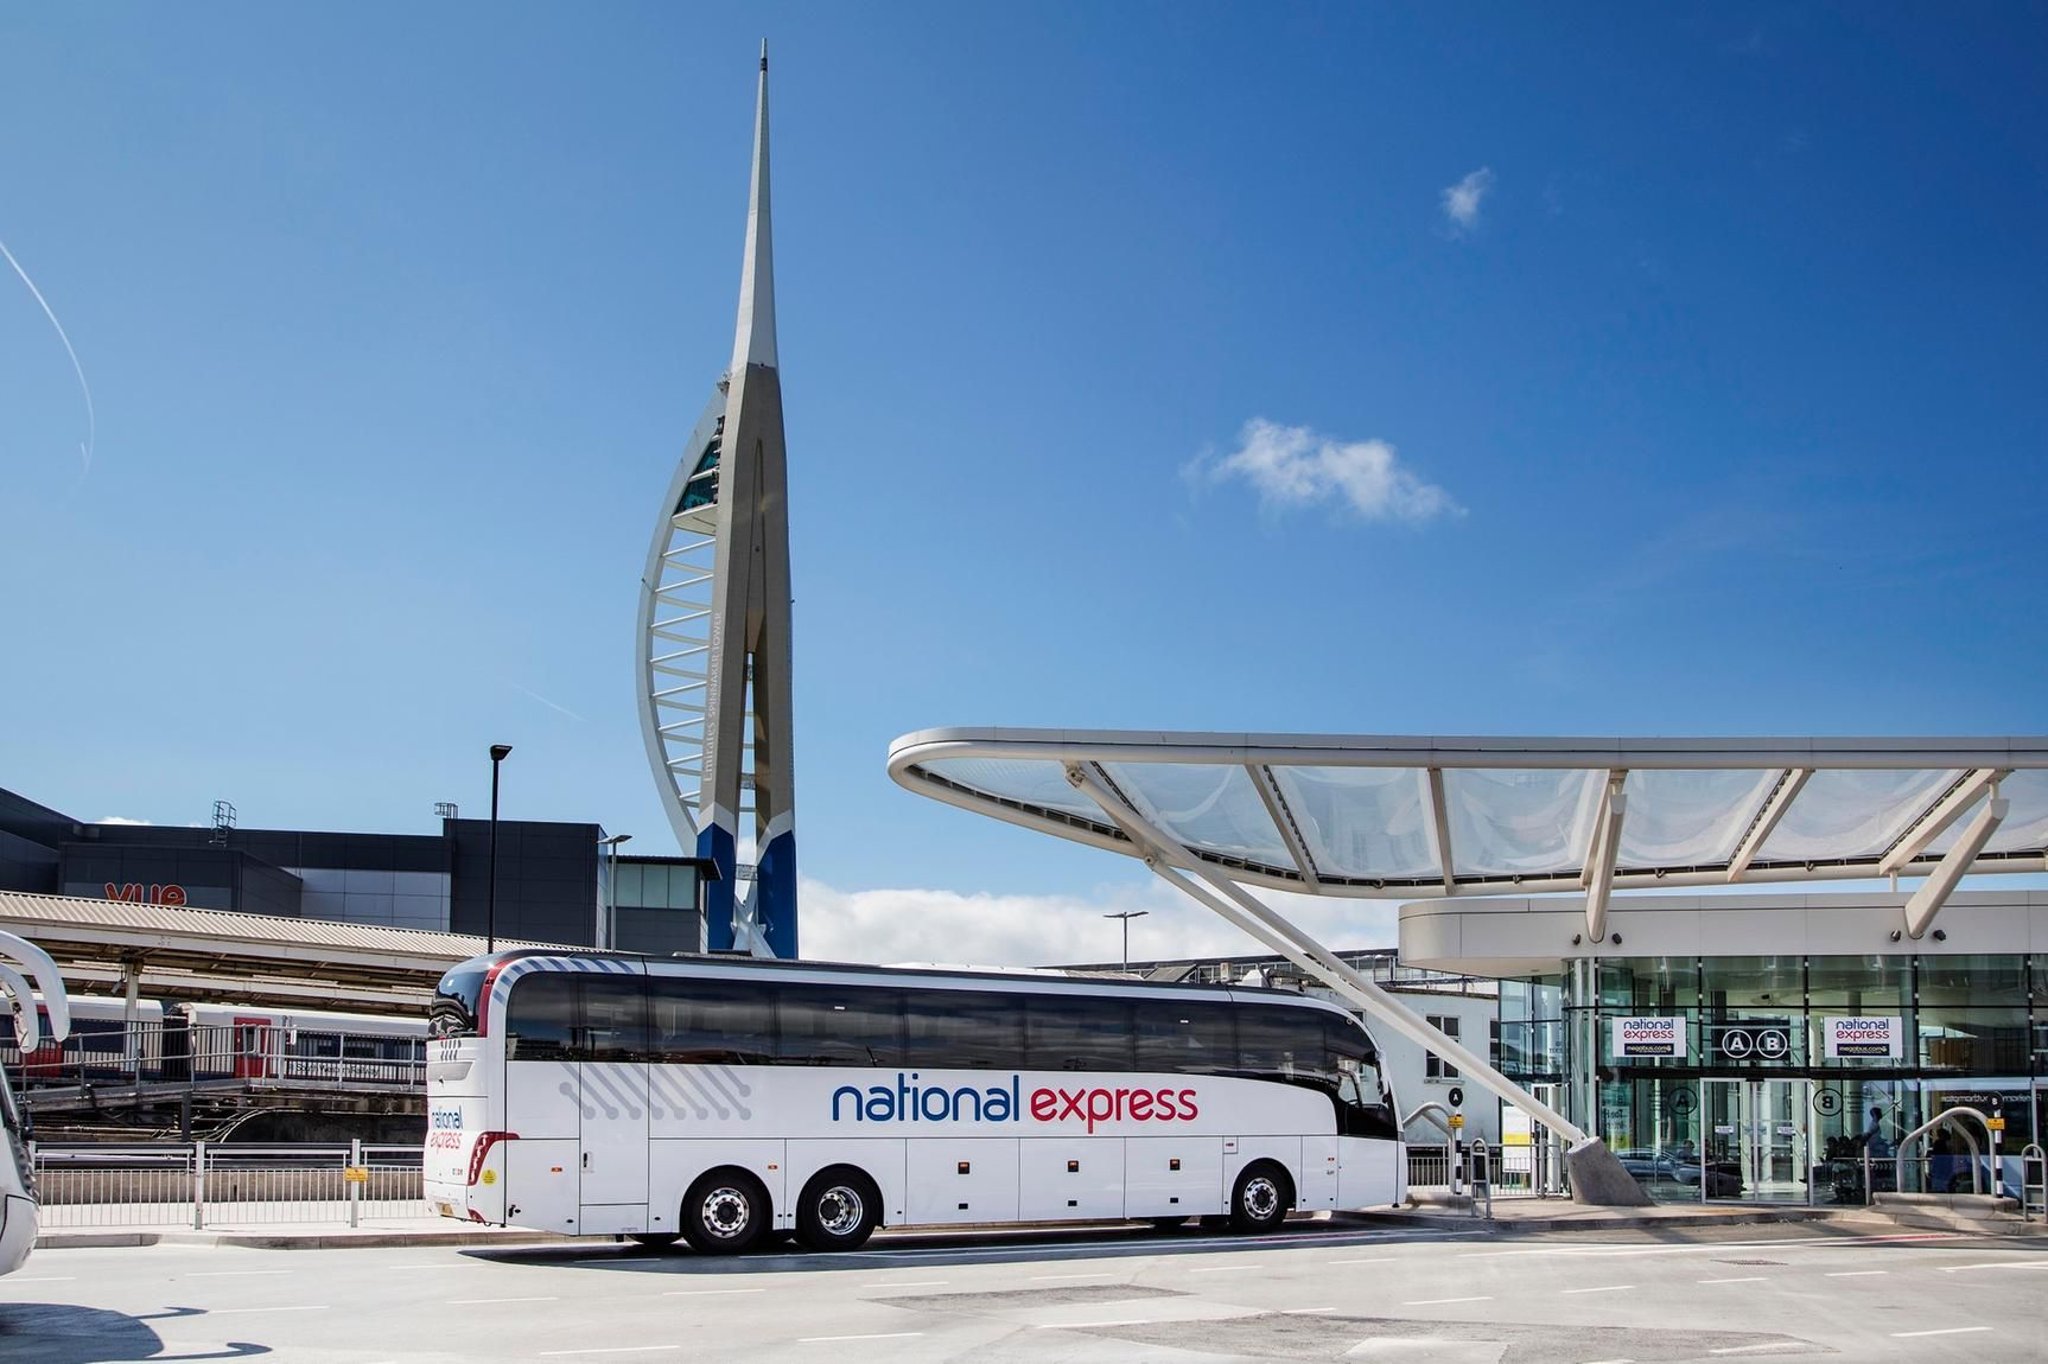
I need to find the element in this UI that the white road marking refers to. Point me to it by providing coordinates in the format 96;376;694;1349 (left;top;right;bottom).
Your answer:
1940;1261;2048;1273
1563;1284;1634;1294
662;1287;766;1296
187;1270;294;1278
1707;1345;1807;1357
450;1295;561;1305
1459;1232;1956;1261
1327;1257;1397;1266
208;1305;331;1315
1035;1319;1155;1329
1403;1295;1491;1306
798;1333;925;1343
0;1276;77;1283
1579;1358;1636;1364
1189;1265;1245;1273
539;1348;679;1357
866;1279;949;1288
1698;1277;1768;1285
1892;1327;1993;1339
1824;1271;1885;1278
1284;1307;1336;1314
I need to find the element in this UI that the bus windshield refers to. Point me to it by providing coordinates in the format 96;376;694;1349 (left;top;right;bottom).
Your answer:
429;960;494;1038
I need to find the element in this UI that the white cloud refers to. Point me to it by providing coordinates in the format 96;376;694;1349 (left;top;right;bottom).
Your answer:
797;875;1397;969
1187;419;1462;524
1441;167;1495;234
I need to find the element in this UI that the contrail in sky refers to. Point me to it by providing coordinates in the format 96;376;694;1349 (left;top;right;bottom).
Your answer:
0;235;95;479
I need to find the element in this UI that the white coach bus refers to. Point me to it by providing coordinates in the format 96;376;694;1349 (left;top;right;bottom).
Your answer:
424;951;1403;1253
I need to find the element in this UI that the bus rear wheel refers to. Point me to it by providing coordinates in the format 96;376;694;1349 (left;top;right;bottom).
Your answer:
796;1166;881;1252
1229;1161;1292;1235
681;1169;771;1254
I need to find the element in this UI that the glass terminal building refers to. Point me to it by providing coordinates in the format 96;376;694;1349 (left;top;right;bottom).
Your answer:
887;729;2048;1204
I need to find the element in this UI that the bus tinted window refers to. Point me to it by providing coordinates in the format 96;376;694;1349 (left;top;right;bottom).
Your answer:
903;990;1023;1070
1133;1000;1236;1075
1025;995;1135;1071
583;976;649;1062
1237;1005;1317;1082
649;977;774;1065
778;984;904;1067
506;975;578;1061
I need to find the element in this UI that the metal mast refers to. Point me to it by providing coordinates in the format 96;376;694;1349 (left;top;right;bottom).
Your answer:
636;45;798;957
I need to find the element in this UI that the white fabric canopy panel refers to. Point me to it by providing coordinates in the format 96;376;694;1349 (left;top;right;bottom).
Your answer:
887;730;2048;898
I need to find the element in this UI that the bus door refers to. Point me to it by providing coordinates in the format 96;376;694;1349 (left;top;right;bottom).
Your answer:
232;1017;272;1079
575;980;650;1222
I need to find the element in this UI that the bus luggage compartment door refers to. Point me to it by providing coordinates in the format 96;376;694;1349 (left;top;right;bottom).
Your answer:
1019;1138;1124;1222
504;1138;580;1235
905;1140;1020;1226
1124;1137;1223;1218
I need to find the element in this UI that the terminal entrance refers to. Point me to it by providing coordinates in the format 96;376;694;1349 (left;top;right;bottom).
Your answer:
1703;1078;1810;1202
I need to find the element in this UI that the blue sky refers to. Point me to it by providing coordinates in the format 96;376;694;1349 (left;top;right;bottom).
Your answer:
2;6;2043;963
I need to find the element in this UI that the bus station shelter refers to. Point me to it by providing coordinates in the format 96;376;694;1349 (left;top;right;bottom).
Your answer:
889;729;2048;1204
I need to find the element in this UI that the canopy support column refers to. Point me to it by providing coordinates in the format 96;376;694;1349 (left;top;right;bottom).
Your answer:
1063;762;1650;1205
1902;789;2009;940
1582;771;1628;943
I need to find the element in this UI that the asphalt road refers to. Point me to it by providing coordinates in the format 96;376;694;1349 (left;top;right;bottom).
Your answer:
3;1221;2044;1363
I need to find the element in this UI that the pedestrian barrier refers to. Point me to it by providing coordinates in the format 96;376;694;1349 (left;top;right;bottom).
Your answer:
31;1141;425;1229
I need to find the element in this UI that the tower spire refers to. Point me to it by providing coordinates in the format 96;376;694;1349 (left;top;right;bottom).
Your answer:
730;41;777;373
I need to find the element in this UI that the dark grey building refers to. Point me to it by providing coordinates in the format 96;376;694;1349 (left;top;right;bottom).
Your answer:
0;784;704;953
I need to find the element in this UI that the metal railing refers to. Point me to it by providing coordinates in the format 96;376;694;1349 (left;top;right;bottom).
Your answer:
31;1141;425;1229
1405;1141;1544;1200
4;1023;425;1092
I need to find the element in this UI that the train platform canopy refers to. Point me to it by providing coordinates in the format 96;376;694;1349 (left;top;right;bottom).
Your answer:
0;891;558;1011
888;729;2048;942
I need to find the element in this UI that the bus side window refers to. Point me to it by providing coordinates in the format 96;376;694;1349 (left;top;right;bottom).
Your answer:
1025;996;1135;1072
777;984;904;1067
902;990;1024;1071
649;978;775;1066
1236;1007;1311;1083
582;976;650;1062
1133;1000;1236;1076
506;975;579;1061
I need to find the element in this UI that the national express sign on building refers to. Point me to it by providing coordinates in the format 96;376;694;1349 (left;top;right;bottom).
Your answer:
1610;1016;1686;1058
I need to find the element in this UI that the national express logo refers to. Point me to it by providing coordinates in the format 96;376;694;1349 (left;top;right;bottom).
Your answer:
831;1074;1199;1134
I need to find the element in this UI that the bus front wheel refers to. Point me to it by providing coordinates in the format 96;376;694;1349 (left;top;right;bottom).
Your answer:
1229;1161;1292;1235
681;1169;771;1254
796;1166;881;1252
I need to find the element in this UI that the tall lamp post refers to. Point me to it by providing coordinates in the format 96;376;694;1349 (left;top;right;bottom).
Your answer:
598;833;633;950
1104;909;1149;973
487;743;512;952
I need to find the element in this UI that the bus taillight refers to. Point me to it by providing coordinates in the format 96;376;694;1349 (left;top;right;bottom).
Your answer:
467;1130;517;1187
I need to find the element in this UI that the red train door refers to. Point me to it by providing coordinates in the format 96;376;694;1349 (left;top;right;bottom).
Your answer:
233;1016;272;1079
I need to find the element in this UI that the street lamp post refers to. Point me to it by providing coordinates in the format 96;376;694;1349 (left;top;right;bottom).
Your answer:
598;833;633;950
487;744;512;952
1104;909;1149;973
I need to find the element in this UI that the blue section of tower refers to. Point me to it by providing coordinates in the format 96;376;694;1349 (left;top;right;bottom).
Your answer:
755;828;798;957
697;821;738;952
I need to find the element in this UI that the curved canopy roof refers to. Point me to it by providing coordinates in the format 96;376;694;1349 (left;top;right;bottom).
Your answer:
888;729;2048;899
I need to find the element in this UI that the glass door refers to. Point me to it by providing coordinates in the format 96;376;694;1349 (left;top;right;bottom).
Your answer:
1702;1078;1811;1203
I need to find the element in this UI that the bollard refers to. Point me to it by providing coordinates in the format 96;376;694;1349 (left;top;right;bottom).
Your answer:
1471;1139;1493;1220
349;1137;362;1229
192;1140;206;1231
